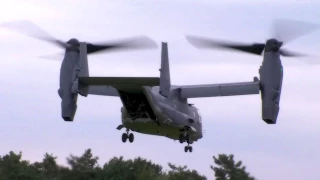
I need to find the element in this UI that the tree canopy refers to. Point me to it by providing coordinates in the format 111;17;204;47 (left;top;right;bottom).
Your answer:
0;149;256;180
211;154;256;180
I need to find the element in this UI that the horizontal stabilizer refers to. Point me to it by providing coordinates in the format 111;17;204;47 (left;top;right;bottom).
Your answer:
79;77;160;86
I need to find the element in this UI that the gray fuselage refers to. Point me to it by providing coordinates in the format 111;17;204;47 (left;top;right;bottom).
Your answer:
119;86;203;143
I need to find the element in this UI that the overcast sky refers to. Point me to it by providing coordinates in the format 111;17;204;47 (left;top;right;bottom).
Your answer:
1;1;320;180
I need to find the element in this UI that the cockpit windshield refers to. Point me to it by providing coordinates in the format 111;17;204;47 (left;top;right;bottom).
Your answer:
196;108;202;123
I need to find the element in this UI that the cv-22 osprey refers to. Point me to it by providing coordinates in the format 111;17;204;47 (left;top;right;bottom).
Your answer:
1;19;318;152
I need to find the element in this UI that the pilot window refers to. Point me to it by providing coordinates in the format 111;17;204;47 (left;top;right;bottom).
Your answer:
196;109;202;124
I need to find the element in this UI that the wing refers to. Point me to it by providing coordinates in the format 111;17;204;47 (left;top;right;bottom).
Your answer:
179;78;260;98
79;77;160;95
88;86;119;96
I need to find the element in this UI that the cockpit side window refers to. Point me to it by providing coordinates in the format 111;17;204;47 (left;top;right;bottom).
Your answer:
196;109;202;124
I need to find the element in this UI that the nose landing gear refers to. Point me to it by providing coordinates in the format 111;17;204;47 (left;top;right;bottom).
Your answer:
184;145;193;153
121;129;134;143
179;132;190;144
179;131;193;153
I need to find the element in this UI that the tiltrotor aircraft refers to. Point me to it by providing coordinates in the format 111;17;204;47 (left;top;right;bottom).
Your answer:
1;20;319;153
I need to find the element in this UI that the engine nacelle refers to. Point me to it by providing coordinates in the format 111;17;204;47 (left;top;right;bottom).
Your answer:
59;42;89;121
259;52;283;124
60;88;78;121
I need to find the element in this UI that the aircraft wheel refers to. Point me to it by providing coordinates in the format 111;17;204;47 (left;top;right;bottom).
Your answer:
179;134;185;143
128;133;134;143
189;146;193;152
184;146;188;152
122;133;128;143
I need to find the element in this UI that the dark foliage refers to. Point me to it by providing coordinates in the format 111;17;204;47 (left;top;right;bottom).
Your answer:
0;149;256;180
211;154;256;180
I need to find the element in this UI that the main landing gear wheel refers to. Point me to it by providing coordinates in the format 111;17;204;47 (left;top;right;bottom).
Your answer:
184;145;193;153
122;133;128;143
128;133;134;143
121;129;134;143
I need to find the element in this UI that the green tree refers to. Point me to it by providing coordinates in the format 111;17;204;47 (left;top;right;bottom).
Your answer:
211;154;256;180
0;151;38;180
1;150;254;180
167;163;207;180
100;156;132;180
33;153;61;180
66;148;100;180
129;157;164;179
101;156;165;180
67;149;99;171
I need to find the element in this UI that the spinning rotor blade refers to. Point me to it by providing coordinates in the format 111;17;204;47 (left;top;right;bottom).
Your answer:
0;20;68;48
186;35;265;55
279;49;306;57
38;53;64;61
0;20;158;55
272;19;320;44
86;36;158;54
186;19;320;57
279;49;320;64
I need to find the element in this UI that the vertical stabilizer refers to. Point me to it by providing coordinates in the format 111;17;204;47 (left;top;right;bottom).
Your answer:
159;42;171;97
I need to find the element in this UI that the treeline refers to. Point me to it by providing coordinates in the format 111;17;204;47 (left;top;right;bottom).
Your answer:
0;148;256;180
